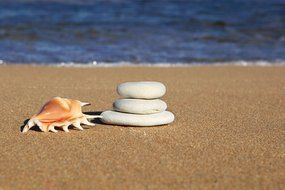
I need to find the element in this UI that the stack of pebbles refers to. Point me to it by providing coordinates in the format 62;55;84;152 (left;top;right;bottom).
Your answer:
101;81;175;126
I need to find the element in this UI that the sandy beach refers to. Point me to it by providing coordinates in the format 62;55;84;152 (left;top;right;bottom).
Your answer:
0;65;284;189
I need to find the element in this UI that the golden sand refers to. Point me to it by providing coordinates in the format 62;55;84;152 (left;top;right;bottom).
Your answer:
0;65;284;189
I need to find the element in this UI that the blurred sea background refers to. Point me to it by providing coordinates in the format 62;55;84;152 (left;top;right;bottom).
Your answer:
0;0;284;65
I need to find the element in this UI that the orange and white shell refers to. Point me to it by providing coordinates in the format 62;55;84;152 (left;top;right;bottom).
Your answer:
22;97;102;133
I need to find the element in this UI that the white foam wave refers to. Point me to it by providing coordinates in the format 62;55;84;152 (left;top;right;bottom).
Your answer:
0;60;285;67
54;60;285;67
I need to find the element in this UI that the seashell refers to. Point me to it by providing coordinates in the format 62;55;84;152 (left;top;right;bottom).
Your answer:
22;97;102;133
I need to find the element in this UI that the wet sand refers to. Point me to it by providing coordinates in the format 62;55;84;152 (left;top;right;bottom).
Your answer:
0;65;284;189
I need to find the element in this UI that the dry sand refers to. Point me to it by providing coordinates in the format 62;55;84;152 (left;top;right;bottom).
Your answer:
0;65;284;190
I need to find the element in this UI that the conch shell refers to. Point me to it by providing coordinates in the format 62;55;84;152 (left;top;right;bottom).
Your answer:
22;97;102;133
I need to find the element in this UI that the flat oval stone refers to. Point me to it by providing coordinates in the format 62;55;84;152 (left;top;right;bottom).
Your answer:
113;99;167;114
117;81;166;99
101;111;174;127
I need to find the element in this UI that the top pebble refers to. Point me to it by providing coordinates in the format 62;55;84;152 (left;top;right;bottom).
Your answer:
117;81;166;99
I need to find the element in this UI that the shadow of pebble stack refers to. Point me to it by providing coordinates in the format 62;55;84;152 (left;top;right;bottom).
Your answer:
100;81;175;126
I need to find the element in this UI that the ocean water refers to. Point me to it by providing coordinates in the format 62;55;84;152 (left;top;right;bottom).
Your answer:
0;0;284;65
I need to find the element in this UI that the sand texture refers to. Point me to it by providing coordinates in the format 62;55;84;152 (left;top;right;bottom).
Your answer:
0;65;284;190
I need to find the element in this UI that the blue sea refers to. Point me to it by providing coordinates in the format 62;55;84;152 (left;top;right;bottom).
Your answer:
0;0;284;65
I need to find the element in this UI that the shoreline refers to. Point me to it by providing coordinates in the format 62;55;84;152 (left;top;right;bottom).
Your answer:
0;65;284;189
1;60;285;68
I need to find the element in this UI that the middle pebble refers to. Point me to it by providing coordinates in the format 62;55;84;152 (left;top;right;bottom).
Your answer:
113;99;167;114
